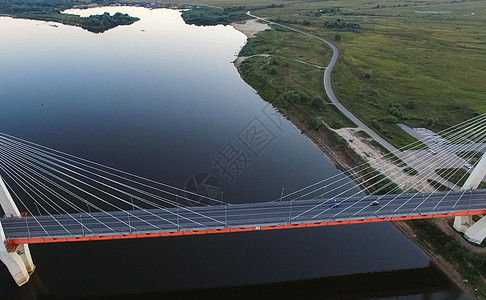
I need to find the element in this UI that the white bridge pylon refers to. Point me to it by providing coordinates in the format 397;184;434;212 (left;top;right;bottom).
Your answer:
0;176;35;286
453;153;486;244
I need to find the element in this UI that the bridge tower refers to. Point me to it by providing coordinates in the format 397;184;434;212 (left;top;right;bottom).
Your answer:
453;153;486;244
0;177;35;286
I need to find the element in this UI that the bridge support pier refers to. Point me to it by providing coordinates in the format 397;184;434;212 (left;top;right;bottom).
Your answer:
453;215;473;233
0;177;34;286
453;153;486;244
0;223;32;286
464;216;486;244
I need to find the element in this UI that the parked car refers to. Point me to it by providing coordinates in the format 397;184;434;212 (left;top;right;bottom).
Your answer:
464;163;473;170
370;200;379;206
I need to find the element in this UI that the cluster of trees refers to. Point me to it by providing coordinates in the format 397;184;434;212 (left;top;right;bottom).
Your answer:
324;19;361;32
41;12;139;33
181;7;231;26
317;7;341;15
283;91;309;103
272;17;312;26
0;0;74;15
181;6;248;26
281;91;327;110
78;12;139;33
252;4;285;11
181;3;285;27
306;7;341;17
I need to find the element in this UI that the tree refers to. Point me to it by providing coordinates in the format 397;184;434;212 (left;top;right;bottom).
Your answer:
311;97;325;109
335;34;342;41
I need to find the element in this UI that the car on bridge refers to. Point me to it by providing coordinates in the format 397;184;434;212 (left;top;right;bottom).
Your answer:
330;201;340;208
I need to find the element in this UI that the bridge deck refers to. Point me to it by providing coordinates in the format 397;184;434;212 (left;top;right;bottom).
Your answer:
2;190;486;244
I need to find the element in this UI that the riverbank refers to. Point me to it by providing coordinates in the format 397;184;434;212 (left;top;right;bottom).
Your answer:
394;220;475;297
231;19;482;300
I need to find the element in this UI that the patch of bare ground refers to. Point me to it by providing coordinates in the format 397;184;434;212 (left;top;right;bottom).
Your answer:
231;19;270;38
335;127;434;192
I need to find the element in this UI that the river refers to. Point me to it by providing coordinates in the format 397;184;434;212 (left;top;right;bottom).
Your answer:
0;7;469;299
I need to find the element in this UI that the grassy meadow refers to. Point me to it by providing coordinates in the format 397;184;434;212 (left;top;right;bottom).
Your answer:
238;27;356;130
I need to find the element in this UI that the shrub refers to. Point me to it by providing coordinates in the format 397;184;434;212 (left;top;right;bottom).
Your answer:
308;117;324;130
311;97;325;109
405;100;417;110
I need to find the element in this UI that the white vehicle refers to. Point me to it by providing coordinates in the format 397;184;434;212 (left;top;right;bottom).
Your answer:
464;163;473;170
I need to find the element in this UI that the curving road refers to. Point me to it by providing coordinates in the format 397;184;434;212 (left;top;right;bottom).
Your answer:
246;12;398;154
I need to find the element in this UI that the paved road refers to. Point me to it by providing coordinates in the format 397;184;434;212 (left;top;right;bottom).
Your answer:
246;12;398;154
2;190;485;240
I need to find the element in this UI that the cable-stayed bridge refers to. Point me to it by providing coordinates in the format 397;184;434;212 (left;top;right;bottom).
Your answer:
0;114;485;286
2;190;486;244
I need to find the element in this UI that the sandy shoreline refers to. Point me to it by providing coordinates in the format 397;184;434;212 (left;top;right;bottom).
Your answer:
231;19;270;38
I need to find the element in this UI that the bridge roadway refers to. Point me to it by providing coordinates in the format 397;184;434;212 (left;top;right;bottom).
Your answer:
2;190;486;244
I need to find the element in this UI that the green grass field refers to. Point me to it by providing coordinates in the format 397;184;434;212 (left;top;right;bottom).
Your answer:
238;26;355;130
244;0;486;148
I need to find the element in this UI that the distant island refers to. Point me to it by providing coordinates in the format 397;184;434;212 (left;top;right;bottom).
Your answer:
0;0;139;33
57;12;139;33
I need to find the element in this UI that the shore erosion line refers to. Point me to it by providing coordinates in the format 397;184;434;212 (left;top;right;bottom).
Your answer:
230;19;476;298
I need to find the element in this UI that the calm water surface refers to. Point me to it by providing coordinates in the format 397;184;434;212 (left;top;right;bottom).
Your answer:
0;7;469;299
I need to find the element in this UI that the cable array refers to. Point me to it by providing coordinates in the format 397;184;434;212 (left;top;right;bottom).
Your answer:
0;133;227;235
0;114;484;239
282;114;486;220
